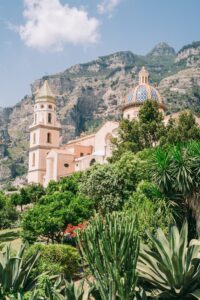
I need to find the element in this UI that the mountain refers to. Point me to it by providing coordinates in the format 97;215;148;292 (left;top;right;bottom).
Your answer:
0;41;200;186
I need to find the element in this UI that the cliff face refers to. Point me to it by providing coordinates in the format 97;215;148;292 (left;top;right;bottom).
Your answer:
0;41;200;184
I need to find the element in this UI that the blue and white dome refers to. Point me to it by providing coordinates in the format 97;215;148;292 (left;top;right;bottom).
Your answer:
125;67;163;107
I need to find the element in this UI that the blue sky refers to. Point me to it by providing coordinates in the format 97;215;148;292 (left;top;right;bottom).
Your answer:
0;0;200;107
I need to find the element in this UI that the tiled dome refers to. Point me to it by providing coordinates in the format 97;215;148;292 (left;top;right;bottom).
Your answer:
125;67;163;107
127;84;161;104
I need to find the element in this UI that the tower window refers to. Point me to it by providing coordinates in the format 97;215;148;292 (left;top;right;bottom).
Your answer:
34;113;37;124
33;133;36;144
48;113;52;124
47;132;51;143
48;105;52;109
32;152;35;166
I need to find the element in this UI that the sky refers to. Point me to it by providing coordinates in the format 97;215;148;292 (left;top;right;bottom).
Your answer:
0;0;200;107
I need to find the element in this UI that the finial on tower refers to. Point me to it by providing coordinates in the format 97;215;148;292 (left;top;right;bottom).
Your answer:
35;80;55;103
139;66;149;85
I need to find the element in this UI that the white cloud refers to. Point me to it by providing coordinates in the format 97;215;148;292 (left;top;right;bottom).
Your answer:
97;0;122;15
19;0;100;52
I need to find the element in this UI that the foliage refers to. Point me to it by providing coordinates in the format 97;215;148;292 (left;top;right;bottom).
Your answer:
0;192;18;229
80;152;146;213
124;181;173;241
137;221;200;299
111;100;165;162
21;191;94;243
160;111;200;145
46;173;81;195
0;243;40;298
25;244;80;279
10;184;45;211
150;142;200;236
77;212;139;300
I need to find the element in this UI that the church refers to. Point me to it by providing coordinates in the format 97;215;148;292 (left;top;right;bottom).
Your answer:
27;67;198;187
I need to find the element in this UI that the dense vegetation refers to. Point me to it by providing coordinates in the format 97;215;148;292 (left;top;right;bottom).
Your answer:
0;100;200;299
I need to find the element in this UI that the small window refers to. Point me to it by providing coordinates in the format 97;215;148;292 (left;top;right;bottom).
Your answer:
41;105;44;109
64;163;69;168
48;105;52;109
47;132;51;143
48;113;52;124
33;133;36;144
32;153;35;166
80;152;84;157
34;113;37;124
127;114;130;120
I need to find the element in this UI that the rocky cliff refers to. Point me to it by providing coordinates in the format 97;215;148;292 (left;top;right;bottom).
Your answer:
0;41;200;185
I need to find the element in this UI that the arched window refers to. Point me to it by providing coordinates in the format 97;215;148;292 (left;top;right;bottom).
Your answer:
48;113;52;124
47;132;51;143
33;133;36;144
90;158;96;166
32;152;35;166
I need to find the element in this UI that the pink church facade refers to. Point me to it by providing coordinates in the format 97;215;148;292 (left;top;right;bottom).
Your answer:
28;67;200;187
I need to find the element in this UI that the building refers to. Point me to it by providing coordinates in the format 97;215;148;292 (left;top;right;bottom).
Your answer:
122;66;164;120
28;79;118;186
28;67;199;187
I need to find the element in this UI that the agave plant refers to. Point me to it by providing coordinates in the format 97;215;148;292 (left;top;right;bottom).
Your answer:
137;221;200;299
0;243;40;297
39;276;89;300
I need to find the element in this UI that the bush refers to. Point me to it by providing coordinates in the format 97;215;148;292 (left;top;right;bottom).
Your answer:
0;192;18;229
25;244;80;279
124;181;173;241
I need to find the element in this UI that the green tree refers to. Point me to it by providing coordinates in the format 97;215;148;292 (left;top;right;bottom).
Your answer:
21;191;94;243
111;100;165;162
151;142;200;236
80;152;145;213
161;111;200;145
0;192;18;229
10;184;45;211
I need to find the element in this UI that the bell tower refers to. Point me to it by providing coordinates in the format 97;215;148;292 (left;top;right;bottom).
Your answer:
28;81;61;185
139;66;149;84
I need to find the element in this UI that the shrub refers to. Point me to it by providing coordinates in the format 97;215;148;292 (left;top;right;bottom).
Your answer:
25;244;80;279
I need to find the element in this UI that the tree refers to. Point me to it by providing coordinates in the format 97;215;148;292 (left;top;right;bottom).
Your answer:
21;191;94;243
80;152;146;213
111;100;165;162
10;184;45;211
0;192;18;229
161;111;200;145
151;142;200;236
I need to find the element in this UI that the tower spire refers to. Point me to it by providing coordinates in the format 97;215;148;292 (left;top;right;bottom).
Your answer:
139;66;149;85
35;80;55;103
